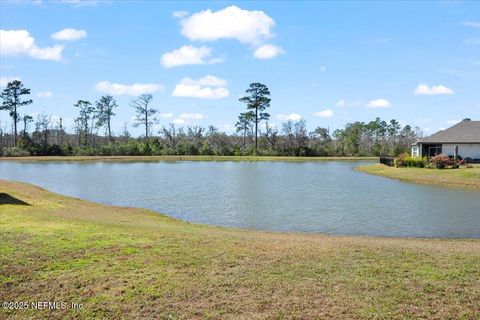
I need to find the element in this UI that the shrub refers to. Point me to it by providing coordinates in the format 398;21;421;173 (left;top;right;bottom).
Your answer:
4;147;30;157
429;154;453;169
394;153;409;167
395;153;427;168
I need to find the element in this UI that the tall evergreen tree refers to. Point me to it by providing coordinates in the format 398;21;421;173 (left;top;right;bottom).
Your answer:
21;114;33;142
95;95;118;142
74;100;94;146
0;80;33;146
239;83;271;152
235;112;254;148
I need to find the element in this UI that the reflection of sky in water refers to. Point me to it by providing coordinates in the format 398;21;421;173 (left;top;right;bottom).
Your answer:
1;160;479;238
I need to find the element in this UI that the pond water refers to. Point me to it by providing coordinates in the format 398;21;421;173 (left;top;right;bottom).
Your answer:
1;160;479;238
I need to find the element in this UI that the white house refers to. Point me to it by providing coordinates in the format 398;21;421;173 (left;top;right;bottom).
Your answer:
411;120;480;160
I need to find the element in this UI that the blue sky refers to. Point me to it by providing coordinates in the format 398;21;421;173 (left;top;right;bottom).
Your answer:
1;0;479;136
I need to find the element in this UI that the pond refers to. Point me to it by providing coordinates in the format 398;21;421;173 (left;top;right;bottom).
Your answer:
1;160;479;238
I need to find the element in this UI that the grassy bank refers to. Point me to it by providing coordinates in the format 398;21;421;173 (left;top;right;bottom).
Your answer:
0;155;377;162
1;180;479;319
356;163;480;191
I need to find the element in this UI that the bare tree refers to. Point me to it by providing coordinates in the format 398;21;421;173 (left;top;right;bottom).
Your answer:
130;94;158;140
121;121;130;141
161;123;183;151
73;118;83;146
264;122;278;149
35;113;51;146
55;117;64;145
186;126;204;151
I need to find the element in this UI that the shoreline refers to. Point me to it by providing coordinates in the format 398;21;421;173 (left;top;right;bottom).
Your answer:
355;163;480;191
1;179;479;318
0;155;378;162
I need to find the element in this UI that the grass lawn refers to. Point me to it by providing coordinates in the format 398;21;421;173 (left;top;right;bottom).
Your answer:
0;155;377;162
1;180;479;319
356;163;480;191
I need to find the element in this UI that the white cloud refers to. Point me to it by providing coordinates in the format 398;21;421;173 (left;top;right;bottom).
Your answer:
461;21;480;28
37;91;52;98
172;118;187;125
320;66;327;72
172;10;189;19
0;76;21;87
51;28;87;41
95;81;163;96
313;109;334;118
335;99;363;107
276;113;302;121
160;45;222;68
179;6;275;45
414;84;454;95
253;44;284;59
0;30;64;61
446;120;460;125
366;99;391;108
171;113;206;125
159;112;173;118
194;75;227;87
172;75;229;99
28;46;64;61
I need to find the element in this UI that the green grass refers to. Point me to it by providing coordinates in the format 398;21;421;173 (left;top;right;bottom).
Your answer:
356;163;480;190
1;180;479;319
0;155;377;162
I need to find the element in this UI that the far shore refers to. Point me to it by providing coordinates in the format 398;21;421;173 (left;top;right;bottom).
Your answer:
356;163;480;191
0;155;378;162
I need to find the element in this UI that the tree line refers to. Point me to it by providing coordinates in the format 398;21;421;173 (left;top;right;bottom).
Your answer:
0;80;422;157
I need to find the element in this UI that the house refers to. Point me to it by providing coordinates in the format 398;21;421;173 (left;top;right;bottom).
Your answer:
411;120;480;160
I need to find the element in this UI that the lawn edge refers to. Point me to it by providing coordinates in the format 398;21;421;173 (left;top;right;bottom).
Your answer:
355;163;480;191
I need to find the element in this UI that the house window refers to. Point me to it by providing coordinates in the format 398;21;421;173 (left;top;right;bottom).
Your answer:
411;146;419;157
428;146;442;157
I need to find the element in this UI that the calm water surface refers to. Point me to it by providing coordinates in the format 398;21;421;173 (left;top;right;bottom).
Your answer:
1;160;479;238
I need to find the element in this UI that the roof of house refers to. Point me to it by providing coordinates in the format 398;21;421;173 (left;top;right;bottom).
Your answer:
416;121;480;144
